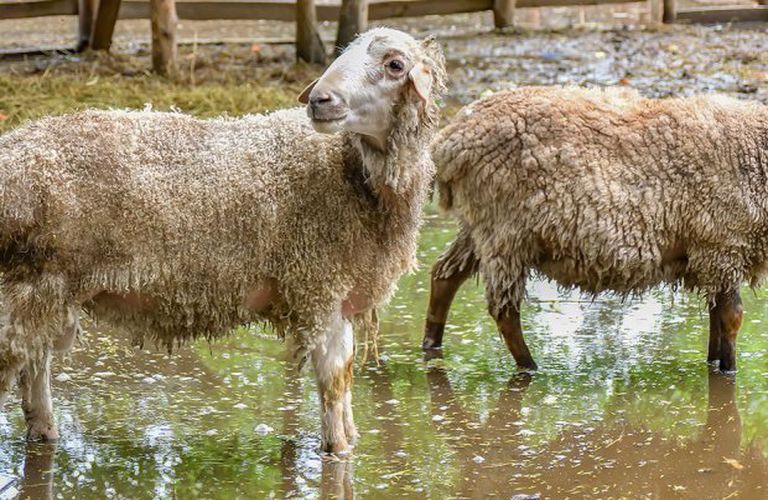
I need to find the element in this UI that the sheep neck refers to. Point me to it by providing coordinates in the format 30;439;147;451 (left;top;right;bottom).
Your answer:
345;102;435;204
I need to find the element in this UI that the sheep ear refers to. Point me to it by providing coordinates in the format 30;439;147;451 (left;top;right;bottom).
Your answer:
408;63;432;104
297;79;318;104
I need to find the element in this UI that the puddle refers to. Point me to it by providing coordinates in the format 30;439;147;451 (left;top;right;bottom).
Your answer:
1;211;767;499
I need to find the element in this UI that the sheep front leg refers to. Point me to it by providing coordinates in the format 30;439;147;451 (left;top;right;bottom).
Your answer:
494;302;537;371
423;227;479;349
312;311;355;455
19;350;58;441
709;291;743;373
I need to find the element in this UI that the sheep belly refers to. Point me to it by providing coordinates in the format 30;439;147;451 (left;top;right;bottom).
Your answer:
535;241;688;295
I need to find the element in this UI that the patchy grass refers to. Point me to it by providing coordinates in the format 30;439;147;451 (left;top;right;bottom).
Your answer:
0;45;317;133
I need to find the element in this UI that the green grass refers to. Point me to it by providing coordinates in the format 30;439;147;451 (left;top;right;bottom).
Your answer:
0;46;315;133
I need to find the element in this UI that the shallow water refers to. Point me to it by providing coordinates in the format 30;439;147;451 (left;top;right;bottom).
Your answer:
1;209;767;499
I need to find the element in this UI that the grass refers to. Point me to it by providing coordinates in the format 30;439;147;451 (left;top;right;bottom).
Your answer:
0;45;316;133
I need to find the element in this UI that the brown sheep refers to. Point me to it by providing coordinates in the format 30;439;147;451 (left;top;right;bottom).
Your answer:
425;86;768;373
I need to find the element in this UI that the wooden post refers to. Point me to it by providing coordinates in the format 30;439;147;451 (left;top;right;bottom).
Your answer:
647;0;662;26
335;0;368;56
493;0;516;29
662;0;676;22
77;0;95;52
150;0;178;76
90;0;122;51
296;0;326;64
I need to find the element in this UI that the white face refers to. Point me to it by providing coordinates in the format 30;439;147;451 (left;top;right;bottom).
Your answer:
299;28;433;149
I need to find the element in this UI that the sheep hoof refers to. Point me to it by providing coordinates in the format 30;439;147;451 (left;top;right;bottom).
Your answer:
322;444;352;460
717;362;737;376
422;321;445;350
26;423;59;442
516;361;538;373
421;338;442;350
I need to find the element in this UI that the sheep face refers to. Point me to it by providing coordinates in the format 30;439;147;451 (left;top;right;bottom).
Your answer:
299;28;438;149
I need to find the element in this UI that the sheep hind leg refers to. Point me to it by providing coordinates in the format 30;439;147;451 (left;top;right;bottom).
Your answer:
19;349;58;441
312;311;355;455
709;291;742;373
707;302;723;365
494;303;537;371
423;229;479;350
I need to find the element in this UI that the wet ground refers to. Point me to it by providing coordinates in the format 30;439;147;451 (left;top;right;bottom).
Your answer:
1;212;767;499
1;10;768;500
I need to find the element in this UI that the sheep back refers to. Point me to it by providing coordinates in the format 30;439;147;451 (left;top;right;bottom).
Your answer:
433;87;768;313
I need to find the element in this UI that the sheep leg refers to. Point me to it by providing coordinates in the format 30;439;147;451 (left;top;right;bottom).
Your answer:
19;350;58;441
709;291;742;373
423;228;479;349
0;317;29;408
707;304;723;364
494;304;537;371
312;311;355;455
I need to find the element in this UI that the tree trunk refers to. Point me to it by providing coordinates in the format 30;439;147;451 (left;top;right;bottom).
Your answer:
335;0;368;57
296;0;326;64
150;0;178;76
493;0;516;29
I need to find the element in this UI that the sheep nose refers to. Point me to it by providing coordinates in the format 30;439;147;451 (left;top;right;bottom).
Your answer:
310;91;334;107
308;89;347;122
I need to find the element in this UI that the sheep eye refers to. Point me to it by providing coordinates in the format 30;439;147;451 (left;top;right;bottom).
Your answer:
387;59;405;73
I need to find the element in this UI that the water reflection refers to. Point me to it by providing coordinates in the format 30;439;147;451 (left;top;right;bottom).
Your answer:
16;442;56;500
426;363;768;498
1;214;768;498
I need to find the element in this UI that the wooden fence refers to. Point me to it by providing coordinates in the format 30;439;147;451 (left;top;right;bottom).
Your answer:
1;0;767;68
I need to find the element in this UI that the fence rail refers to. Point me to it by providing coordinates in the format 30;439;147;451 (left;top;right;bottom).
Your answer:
1;0;765;66
1;0;653;22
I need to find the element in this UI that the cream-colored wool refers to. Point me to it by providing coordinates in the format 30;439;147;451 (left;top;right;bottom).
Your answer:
0;38;446;404
434;86;768;315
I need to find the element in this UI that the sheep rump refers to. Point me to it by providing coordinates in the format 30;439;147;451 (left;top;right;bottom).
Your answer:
0;107;425;354
434;86;768;315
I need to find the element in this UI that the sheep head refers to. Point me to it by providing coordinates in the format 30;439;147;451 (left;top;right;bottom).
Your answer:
298;28;446;152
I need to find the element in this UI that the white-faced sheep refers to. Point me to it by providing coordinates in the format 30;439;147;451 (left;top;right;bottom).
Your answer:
425;86;768;373
0;28;446;454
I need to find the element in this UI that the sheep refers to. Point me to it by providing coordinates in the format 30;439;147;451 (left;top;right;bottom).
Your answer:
425;86;768;373
0;27;446;454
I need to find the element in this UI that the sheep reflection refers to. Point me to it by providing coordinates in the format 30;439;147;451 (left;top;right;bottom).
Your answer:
425;365;768;498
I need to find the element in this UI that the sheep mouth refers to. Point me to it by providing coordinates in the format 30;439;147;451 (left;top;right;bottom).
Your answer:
310;115;347;133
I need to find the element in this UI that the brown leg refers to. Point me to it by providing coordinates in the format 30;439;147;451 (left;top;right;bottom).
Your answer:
709;291;743;373
494;303;537;370
707;303;722;364
423;265;476;349
423;229;479;350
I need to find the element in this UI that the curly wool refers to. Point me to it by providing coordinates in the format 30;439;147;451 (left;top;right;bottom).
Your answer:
434;86;768;315
0;61;444;370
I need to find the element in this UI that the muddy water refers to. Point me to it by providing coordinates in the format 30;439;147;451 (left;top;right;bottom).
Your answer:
0;209;767;499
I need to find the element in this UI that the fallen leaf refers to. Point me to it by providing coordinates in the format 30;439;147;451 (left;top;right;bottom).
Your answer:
0;112;7;121
251;43;262;54
722;457;744;470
